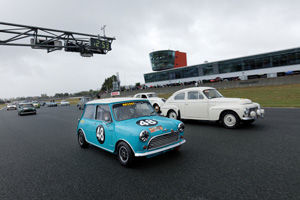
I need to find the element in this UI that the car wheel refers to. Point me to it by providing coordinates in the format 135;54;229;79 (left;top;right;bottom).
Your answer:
117;141;134;167
78;130;89;148
154;104;160;113
168;110;178;120
221;111;240;129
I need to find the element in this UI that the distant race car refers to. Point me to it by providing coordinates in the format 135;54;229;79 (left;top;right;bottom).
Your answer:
32;101;41;108
77;97;92;110
17;103;36;115
46;100;58;107
60;100;70;106
6;104;17;110
133;92;166;113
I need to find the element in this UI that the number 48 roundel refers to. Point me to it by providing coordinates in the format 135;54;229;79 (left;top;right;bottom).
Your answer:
136;119;158;126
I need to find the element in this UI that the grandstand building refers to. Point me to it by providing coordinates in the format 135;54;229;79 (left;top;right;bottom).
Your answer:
144;48;300;86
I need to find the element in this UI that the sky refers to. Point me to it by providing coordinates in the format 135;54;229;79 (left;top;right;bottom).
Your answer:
1;0;300;99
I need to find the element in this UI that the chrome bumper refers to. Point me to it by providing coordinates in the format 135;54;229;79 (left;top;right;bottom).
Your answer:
134;139;186;157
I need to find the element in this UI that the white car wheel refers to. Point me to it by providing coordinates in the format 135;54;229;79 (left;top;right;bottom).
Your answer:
168;110;178;120
221;112;240;129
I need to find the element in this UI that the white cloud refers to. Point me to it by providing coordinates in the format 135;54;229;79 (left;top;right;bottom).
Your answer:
1;0;300;98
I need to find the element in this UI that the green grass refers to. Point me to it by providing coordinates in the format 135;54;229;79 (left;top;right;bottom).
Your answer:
1;84;299;109
158;84;300;108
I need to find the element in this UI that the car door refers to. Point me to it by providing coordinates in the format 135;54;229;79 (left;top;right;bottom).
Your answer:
184;91;209;119
80;104;96;143
93;104;114;151
171;92;187;117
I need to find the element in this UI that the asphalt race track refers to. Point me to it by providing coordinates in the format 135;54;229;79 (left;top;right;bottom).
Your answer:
0;106;300;200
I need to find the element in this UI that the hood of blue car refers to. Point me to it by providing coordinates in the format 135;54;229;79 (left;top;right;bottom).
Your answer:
115;116;180;137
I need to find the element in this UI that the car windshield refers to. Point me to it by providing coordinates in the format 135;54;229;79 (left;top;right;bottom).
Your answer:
20;104;34;108
147;93;158;98
203;89;223;99
113;101;156;121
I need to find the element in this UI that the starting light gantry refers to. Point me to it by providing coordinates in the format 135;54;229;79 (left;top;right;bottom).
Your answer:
0;22;116;57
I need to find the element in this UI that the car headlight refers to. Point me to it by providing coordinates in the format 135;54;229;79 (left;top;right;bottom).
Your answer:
139;130;150;142
178;122;185;133
244;107;250;115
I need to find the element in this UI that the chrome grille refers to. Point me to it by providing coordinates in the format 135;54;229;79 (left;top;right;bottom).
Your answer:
148;132;179;150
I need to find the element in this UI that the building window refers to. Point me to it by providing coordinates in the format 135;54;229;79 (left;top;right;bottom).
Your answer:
219;61;243;73
272;56;280;67
182;67;199;78
244;59;255;70
203;65;214;75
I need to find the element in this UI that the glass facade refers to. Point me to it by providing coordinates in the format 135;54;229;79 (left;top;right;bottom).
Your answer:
150;50;175;71
144;47;300;83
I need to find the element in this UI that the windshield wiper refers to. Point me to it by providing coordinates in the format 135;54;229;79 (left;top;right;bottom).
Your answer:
148;111;156;116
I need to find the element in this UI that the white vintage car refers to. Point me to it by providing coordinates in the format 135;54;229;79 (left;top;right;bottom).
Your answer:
60;100;70;106
161;87;265;128
133;92;166;113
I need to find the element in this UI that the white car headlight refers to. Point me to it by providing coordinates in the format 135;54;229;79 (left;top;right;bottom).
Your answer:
244;108;250;115
178;122;185;133
139;130;150;142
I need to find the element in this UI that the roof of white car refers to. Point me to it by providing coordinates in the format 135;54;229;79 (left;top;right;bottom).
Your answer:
134;92;156;95
174;87;215;93
86;97;149;105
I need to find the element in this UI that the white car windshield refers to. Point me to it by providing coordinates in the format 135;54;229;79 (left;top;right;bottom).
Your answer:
113;101;156;121
203;89;223;99
147;93;158;98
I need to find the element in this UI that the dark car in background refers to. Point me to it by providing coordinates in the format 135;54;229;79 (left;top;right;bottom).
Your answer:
77;97;92;110
17;103;36;115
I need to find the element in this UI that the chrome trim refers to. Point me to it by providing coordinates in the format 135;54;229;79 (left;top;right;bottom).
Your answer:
147;131;180;150
148;131;178;144
135;139;186;157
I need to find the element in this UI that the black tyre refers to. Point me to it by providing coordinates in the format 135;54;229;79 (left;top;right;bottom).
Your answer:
221;111;240;129
168;110;178;120
78;130;89;148
117;141;134;167
154;104;160;113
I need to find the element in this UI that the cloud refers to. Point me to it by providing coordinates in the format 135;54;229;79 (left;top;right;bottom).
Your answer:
1;0;300;98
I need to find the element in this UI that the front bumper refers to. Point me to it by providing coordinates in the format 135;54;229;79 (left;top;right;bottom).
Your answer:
242;108;265;120
134;139;186;157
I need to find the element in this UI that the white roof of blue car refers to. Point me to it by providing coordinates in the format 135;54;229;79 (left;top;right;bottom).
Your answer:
86;97;148;105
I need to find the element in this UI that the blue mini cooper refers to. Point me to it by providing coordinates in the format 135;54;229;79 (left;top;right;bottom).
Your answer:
76;98;186;167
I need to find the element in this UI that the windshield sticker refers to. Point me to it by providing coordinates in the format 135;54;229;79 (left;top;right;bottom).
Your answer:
149;125;163;133
136;119;158;126
122;102;135;106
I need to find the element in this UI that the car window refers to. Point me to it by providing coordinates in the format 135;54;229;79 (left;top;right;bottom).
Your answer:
141;95;147;99
147;93;158;98
113;101;155;121
203;89;223;99
187;91;204;100
96;105;111;121
188;91;198;100
135;95;141;98
174;92;185;100
83;105;95;119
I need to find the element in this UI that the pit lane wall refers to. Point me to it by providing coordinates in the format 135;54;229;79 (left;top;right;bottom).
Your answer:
100;75;300;98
